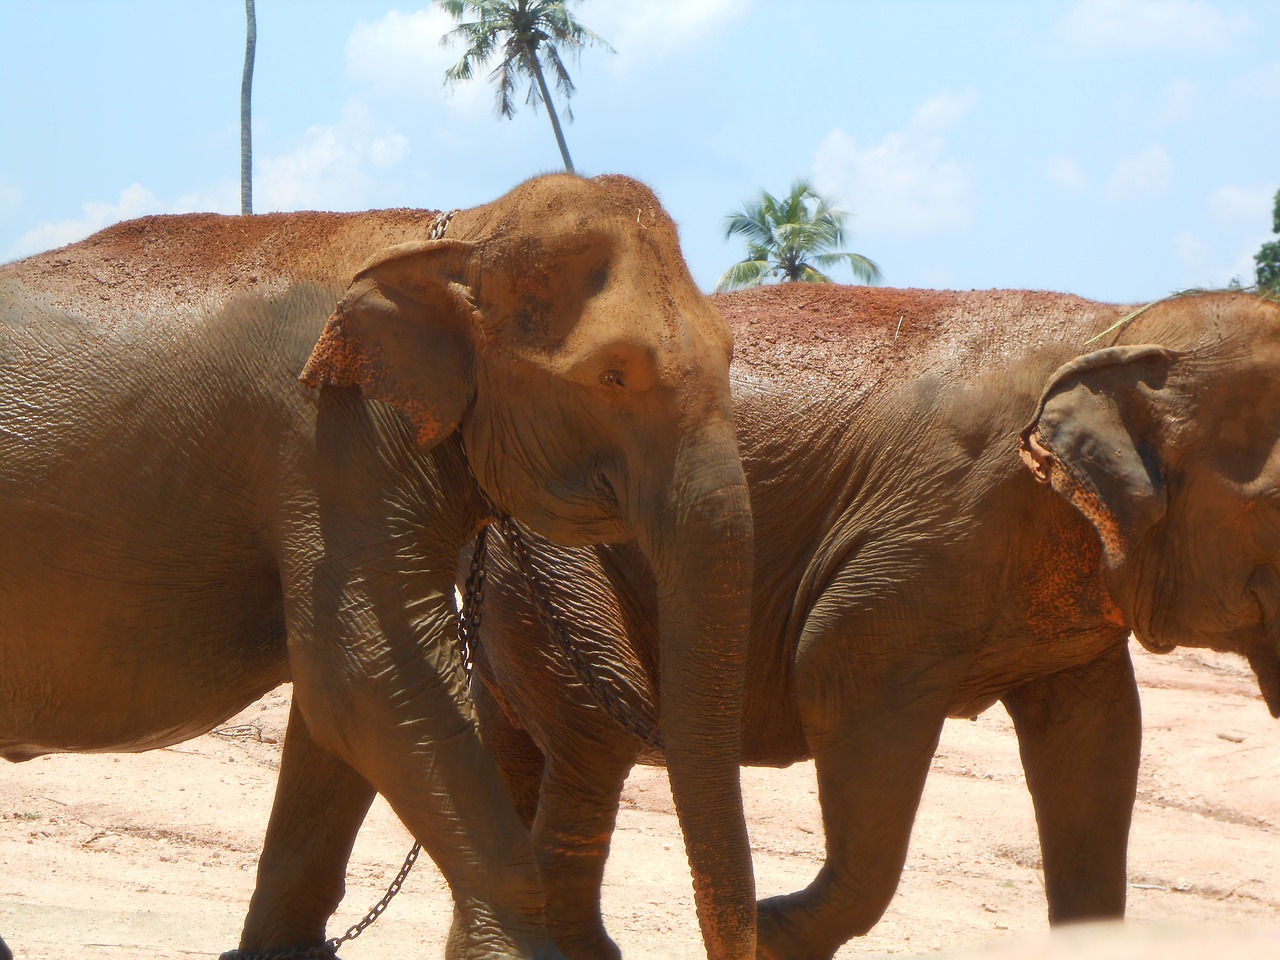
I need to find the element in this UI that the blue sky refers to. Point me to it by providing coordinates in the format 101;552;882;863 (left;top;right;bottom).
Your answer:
1;0;1276;303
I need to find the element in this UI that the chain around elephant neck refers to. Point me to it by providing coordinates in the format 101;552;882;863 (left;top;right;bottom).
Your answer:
428;208;459;241
490;517;665;752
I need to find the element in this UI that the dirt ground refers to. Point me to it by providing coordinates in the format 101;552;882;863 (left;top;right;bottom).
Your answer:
3;639;1278;960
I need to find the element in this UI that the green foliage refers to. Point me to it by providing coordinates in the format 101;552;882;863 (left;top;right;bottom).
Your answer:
1258;242;1280;294
1258;189;1280;294
435;0;612;172
716;179;882;293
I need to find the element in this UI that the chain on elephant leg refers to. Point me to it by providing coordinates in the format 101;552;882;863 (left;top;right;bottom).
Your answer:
219;944;338;960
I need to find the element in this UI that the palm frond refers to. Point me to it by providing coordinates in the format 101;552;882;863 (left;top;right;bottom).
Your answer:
810;252;883;284
715;258;773;293
719;177;882;289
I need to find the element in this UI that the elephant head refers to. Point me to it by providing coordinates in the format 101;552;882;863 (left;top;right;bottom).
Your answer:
1019;291;1280;717
299;173;756;958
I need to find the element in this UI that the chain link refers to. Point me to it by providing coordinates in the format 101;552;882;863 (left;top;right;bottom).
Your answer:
428;208;459;241
218;844;421;960
458;525;489;686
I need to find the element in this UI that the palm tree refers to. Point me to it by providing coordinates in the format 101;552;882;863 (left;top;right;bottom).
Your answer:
1256;188;1280;295
240;0;256;215
716;179;882;292
435;0;611;173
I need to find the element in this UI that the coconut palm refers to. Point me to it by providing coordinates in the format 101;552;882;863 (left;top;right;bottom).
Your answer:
240;0;256;215
716;179;882;292
436;0;611;173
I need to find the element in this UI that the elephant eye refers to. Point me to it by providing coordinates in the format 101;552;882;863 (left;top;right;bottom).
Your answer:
599;369;626;389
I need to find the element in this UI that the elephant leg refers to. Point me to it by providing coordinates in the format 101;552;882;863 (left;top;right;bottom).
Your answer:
473;671;546;830
474;653;637;960
238;699;377;952
532;750;635;960
1;934;11;960
758;583;955;960
286;654;555;960
1002;642;1140;924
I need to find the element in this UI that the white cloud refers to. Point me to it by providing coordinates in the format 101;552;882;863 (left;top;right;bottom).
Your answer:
591;0;749;69
910;90;979;130
256;120;410;212
1208;183;1276;224
9;184;165;259
1047;156;1087;191
1055;0;1253;56
7;179;241;262
1105;145;1174;199
346;8;488;115
1176;229;1270;289
812;91;976;237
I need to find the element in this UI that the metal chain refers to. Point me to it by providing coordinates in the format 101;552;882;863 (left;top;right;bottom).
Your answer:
428;208;459;241
325;841;421;952
220;212;467;960
458;525;489;686
218;844;421;960
219;945;338;960
493;516;664;751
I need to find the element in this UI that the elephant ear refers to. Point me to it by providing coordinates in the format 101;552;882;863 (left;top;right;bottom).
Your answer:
300;239;478;450
1019;345;1180;571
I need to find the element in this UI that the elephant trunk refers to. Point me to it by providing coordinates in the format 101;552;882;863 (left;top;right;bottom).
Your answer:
630;417;756;960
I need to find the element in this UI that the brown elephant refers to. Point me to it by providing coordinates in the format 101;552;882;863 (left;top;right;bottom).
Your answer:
467;283;1280;959
0;174;755;960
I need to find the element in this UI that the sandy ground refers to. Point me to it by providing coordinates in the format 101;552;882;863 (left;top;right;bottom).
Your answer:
3;639;1279;960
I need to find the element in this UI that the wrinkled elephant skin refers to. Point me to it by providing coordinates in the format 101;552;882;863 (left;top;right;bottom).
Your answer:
0;174;755;960
470;285;1280;960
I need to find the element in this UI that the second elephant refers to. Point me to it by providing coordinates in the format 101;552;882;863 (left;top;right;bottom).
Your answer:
469;284;1280;960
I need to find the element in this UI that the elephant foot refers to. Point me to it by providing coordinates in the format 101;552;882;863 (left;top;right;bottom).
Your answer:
756;893;842;960
219;944;337;960
445;906;567;960
546;924;622;960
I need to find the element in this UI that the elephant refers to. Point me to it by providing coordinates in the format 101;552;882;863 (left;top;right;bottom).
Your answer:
0;173;756;960
465;283;1280;960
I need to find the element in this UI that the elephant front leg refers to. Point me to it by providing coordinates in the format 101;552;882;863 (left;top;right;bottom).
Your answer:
283;584;559;959
237;700;378;953
759;590;955;960
533;751;635;960
1003;642;1140;924
473;639;638;960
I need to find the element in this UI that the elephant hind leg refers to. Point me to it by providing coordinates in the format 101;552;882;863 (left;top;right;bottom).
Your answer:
237;699;378;952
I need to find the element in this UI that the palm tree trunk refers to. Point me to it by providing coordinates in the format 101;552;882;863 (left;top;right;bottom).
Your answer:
527;46;574;173
240;0;256;215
